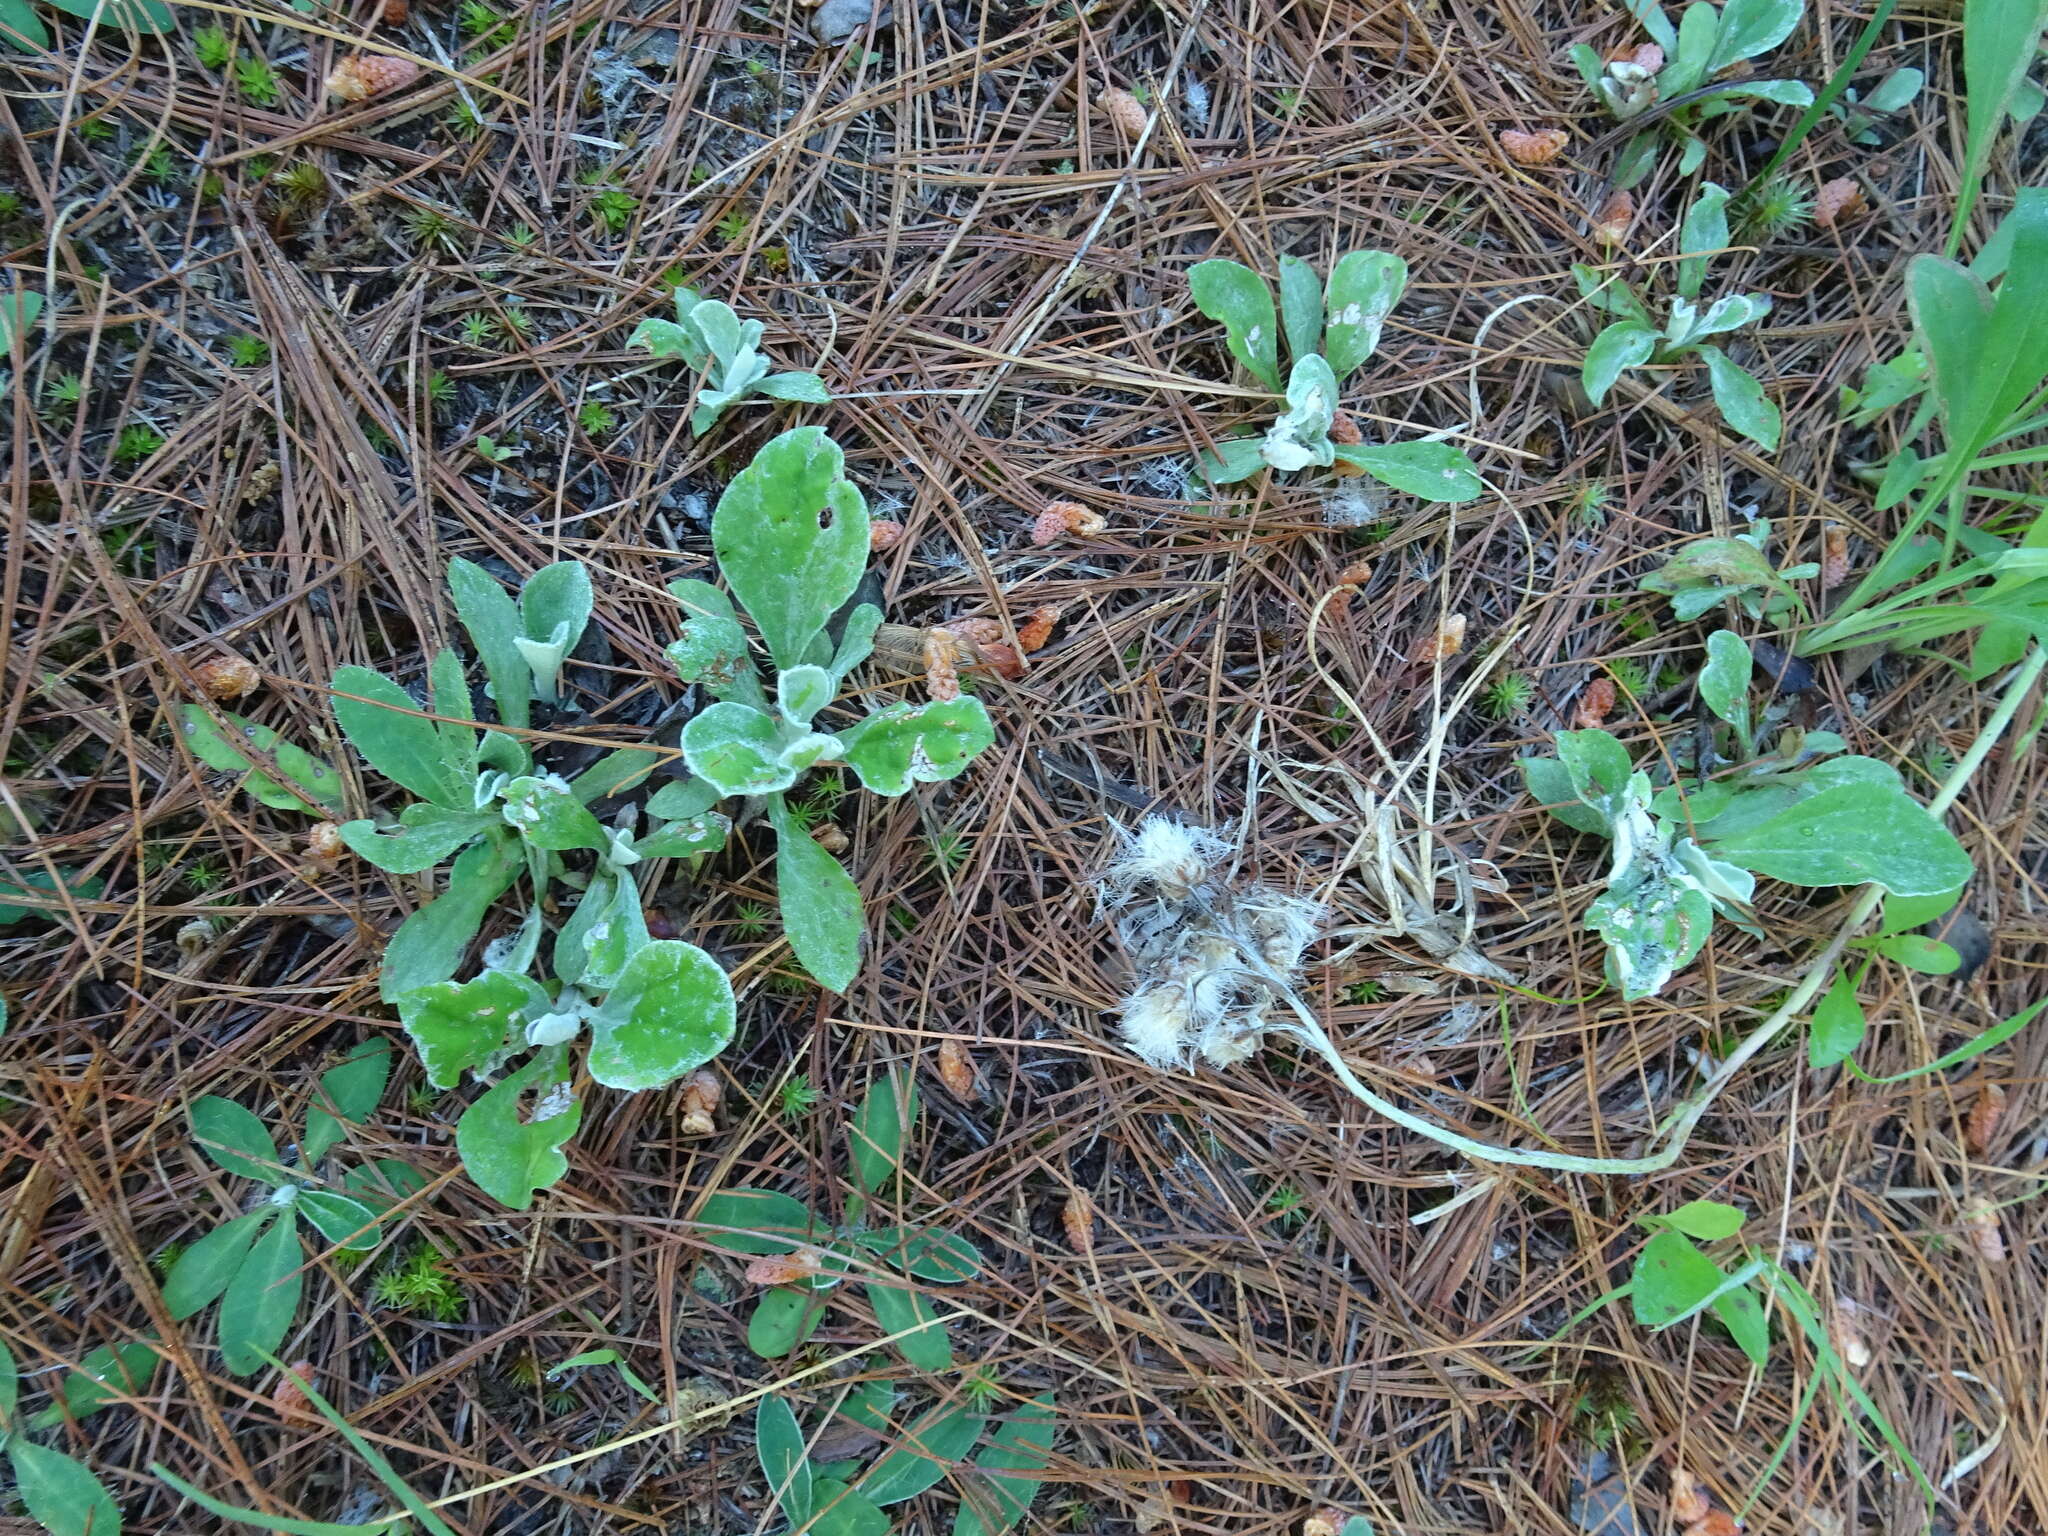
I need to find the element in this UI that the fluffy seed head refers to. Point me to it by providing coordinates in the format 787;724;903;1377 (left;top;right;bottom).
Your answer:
1103;816;1228;904
1119;983;1197;1069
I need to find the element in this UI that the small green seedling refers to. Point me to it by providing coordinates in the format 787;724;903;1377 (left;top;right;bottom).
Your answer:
473;433;519;464
1573;0;1813;186
547;1347;658;1405
698;1070;981;1365
1520;631;1973;998
663;427;996;990
0;1339;124;1536
629;286;831;435
1;287;41;355
755;1384;1055;1536
325;560;736;1210
1637;518;1815;623
162;1040;423;1375
1829;64;1923;143
1184;251;1483;500
1578;184;1782;451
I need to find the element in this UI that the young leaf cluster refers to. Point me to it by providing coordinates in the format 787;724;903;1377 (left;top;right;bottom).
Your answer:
1521;631;1972;998
629;286;830;435
698;1070;983;1366
0;1339;124;1536
1578;184;1782;451
1572;0;1813;186
1186;252;1483;501
665;426;996;991
161;1041;422;1375
755;1382;1055;1536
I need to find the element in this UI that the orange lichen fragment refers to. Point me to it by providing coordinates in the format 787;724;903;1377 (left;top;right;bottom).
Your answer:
1573;677;1616;729
1328;410;1366;476
936;1037;979;1099
381;0;408;23
811;822;849;855
1961;1196;2005;1261
1413;613;1467;664
936;616;1026;679
679;1069;722;1136
924;630;962;702
1096;87;1148;137
1061;1190;1096;1254
273;1361;318;1420
746;1248;824;1287
1592;188;1634;245
1500;128;1568;165
869;518;905;551
327;53;422;102
1669;1470;1712;1527
1815;177;1865;231
194;654;261;701
1966;1083;2006;1155
1336;558;1373;588
1821;523;1850;589
304;821;346;874
1030;500;1105;547
1016;604;1061;654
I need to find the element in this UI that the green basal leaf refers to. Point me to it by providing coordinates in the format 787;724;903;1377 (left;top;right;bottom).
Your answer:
398;970;546;1088
162;1210;269;1320
428;649;478;785
380;834;523;1001
829;603;885;684
1322;250;1407;378
1276;253;1324;366
1582;320;1658;406
1554;729;1637;823
341;1159;430;1214
1871;932;1961;974
1705;0;1804;71
43;0;175;28
1704;783;1973;895
1877;884;1964;935
853;1224;980;1283
0;867;106;927
1695;345;1782;451
1187;259;1280;391
697;1188;820;1253
219;1211;302;1375
569;746;663;804
1194;435;1268;486
1631;1229;1724;1328
338;804;495;874
0;1335;14;1424
777;663;835;727
499;774;606;852
457;1047;580;1210
756;371;833;403
644;776;725;820
190;1097;287;1185
632;810;730;861
769;794;864;992
1808;963;1868;1070
296;1191;384;1252
684;701;801;796
303;1038;392;1166
850;1069;918;1196
9;1438;123;1536
866;1279;951;1369
1518;755;1613;835
1659;1200;1748;1241
860;1403;987;1505
756;1395;814;1526
1698;629;1752;736
586;939;735;1092
176;705;347;813
951;1392;1056;1536
26;1341;159;1431
447;557;532;730
331;666;461;807
519;562;593;664
1331;441;1483;503
1675;182;1731;301
749;1285;827;1358
559;866;648;990
712;427;870;671
836;697;995;795
666;578;764;707
807;1478;892;1536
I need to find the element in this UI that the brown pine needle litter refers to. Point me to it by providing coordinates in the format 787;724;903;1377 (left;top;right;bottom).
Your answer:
3;2;2046;1534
